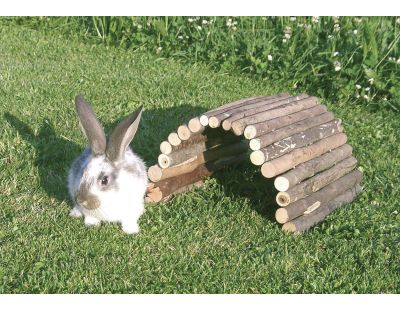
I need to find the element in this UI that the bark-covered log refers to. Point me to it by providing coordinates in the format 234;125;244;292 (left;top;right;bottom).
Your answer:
167;132;181;146
231;97;320;136
148;153;248;202
146;180;204;203
250;119;343;165
282;184;362;233
208;93;293;128
244;105;328;139
261;133;348;178
276;156;358;206
249;112;335;151
275;169;363;224
199;96;266;126
219;94;307;130
158;139;249;168
274;144;353;191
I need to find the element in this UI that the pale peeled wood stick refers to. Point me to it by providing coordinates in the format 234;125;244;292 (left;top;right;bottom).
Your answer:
261;133;348;178
276;156;358;206
158;142;210;168
250;119;343;165
275;169;363;224
282;184;362;233
148;157;200;182
274;144;353;191
221;94;309;131
209;92;295;128
231;97;320;136
244;105;328;139
249;112;335;151
148;153;249;202
168;132;181;146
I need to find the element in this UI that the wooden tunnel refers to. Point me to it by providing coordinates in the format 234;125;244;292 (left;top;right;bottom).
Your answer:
146;93;363;233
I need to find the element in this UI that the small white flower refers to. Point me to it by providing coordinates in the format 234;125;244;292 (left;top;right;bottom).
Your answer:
137;24;142;29
397;58;400;64
283;38;287;43
389;57;395;61
334;61;341;71
312;16;319;23
356;84;362;89
196;25;202;30
356;94;360;98
354;17;362;24
284;33;291;39
222;53;227;57
185;35;189;39
290;17;297;21
202;20;208;25
178;35;183;39
334;24;340;32
304;24;312;30
156;46;162;53
368;78;374;84
333;16;340;22
353;29;358;35
364;95;369;100
396;18;400;25
333;51;340;57
328;35;333;39
188;18;194;23
267;54;273;61
297;23;304;28
365;87;370;91
383;97;388;101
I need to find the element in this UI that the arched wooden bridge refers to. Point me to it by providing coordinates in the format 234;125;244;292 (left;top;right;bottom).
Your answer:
146;93;362;233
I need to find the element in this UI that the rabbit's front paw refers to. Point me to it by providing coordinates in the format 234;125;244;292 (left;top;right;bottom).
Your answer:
84;215;101;226
122;222;140;234
69;206;83;218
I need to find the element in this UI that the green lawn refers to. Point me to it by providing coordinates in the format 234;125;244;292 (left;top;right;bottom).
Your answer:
0;23;399;293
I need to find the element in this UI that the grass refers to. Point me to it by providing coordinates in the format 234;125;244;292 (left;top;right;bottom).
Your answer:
0;22;399;293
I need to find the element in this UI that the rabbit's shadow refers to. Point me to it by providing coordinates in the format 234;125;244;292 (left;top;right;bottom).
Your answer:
5;105;276;221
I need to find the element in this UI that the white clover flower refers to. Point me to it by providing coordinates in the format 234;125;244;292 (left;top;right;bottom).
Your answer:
333;51;340;57
283;38;287;43
178;35;183;39
222;53;227;57
290;17;297;21
328;35;333;39
188;18;194;23
356;84;362;89
396;18;400;24
334;24;340;32
297;23;304;27
353;29;358;35
197;25;202;30
389;57;395;61
312;16;319;23
267;54;273;61
365;87;370;91
156;46;162;53
137;24;142;29
354;17;362;24
304;24;312;31
334;61;341;71
202;20;208;25
364;94;369;100
333;16;340;23
284;33;291;39
383;97;388;101
397;58;400;64
186;35;189;39
356;94;360;98
368;78;374;84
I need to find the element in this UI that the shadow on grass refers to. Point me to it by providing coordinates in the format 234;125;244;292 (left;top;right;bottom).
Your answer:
5;105;277;222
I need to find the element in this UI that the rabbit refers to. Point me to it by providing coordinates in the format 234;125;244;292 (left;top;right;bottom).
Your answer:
67;95;148;234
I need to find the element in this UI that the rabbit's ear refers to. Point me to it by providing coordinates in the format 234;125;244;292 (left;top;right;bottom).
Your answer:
75;95;106;156
106;105;143;162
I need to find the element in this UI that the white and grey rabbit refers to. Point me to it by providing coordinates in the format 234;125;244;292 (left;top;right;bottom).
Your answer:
68;95;148;234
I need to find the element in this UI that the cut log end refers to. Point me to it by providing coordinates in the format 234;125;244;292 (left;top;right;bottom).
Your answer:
222;120;232;131
244;125;257;139
188;117;204;133
199;115;209;126
231;122;245;136
282;222;297;233
250;150;266;166
249;139;261;151
168;132;181;146
208;116;220;128
160;141;172;155
276;192;290;207
274;176;290;192
275;208;289;224
158;154;171;169
148;165;163;182
261;162;276;178
146;187;163;203
177;125;191;141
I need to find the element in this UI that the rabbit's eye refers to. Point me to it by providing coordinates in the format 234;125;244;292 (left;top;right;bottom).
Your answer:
101;175;109;186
